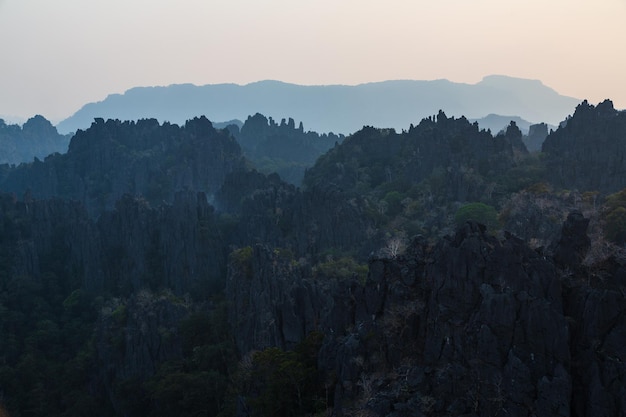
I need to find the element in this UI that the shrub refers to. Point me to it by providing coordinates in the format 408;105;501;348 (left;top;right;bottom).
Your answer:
605;206;626;244
603;188;626;244
314;257;368;282
454;202;499;230
231;246;254;278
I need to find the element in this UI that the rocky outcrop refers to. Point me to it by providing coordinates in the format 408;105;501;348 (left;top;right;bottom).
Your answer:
232;113;342;185
500;120;529;159
542;100;626;193
559;224;626;417
228;216;626;417
524;122;549;152
226;243;370;355
499;189;582;249
1;117;245;216
551;211;591;269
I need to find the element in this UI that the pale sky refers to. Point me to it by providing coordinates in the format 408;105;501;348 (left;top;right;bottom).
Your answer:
1;0;625;123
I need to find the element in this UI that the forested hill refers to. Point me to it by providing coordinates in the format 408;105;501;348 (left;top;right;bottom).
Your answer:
228;113;343;185
55;75;580;135
1;100;626;417
0;116;245;215
0;113;341;214
0;115;70;164
543;99;626;192
304;111;519;199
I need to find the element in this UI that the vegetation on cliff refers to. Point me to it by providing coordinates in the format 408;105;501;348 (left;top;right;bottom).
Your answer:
1;100;626;416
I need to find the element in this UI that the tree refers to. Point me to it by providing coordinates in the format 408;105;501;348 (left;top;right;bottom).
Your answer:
383;191;404;217
604;206;626;244
233;333;325;417
454;202;499;230
381;233;407;258
603;188;626;244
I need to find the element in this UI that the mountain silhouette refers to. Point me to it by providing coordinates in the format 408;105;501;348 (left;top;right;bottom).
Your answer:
56;75;580;134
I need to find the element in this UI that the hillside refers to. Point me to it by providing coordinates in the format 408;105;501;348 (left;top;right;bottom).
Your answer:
56;75;581;135
543;99;626;192
1;100;626;417
0;115;71;164
0;117;244;215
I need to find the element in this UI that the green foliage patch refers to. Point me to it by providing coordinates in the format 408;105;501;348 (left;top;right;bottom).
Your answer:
234;332;326;417
455;202;499;230
313;256;368;282
604;188;626;244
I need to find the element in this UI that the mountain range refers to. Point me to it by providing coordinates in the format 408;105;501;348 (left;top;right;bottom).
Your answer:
1;98;626;417
56;75;581;135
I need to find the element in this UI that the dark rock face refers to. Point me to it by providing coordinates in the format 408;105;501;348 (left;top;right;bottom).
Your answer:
524;122;549;152
418;223;569;417
499;189;572;248
2;191;226;297
227;245;324;354
500;120;529;158
551;211;591;269
542;100;626;193
562;251;626;417
565;283;626;417
96;291;193;413
228;216;625;417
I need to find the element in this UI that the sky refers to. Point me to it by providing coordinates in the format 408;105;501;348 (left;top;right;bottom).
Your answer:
1;0;625;123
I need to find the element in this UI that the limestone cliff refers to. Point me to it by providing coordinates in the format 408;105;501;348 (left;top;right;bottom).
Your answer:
2;191;225;297
227;216;626;417
542;100;626;193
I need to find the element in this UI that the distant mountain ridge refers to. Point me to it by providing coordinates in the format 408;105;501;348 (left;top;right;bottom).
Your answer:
56;75;581;134
471;113;555;135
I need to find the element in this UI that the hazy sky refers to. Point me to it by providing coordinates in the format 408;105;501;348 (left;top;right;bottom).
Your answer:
1;0;625;123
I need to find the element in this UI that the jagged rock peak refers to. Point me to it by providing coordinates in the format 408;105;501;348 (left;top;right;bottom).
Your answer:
551;211;591;269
